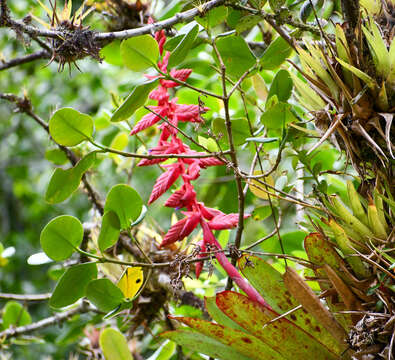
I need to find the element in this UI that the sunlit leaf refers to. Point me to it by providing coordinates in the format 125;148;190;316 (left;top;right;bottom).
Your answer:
40;215;83;261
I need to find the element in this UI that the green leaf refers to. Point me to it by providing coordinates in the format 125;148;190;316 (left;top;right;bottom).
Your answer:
260;102;297;129
215;36;256;79
267;69;293;102
50;262;97;308
249;0;267;7
238;255;340;352
212;117;250;146
260;36;292;70
98;211;121;252
146;340;176;360
104;184;143;229
216;292;339;359
45;148;68;165
172;316;283;360
269;0;285;11
245;137;278;144
226;9;242;28
162;329;253;360
251;206;272;221
45;151;97;204
121;35;159;72
86;278;124;312
109;132;129;164
236;15;261;34
111;80;158;122
100;40;123;66
251;74;268;101
290;72;326;111
195;6;228;29
336;58;377;89
205;297;246;332
362;21;390;78
168;25;199;68
100;328;133;360
40;215;84;261
2;301;32;329
49;108;94;147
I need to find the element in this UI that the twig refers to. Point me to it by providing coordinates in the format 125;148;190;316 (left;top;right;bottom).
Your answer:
157;70;223;100
262;305;303;328
243;214;282;250
0;50;50;71
95;0;225;43
0;293;51;301
210;39;245;291
226;2;319;37
0;301;93;339
90;140;230;160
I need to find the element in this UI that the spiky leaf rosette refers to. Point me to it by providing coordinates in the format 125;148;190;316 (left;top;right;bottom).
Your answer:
303;179;395;358
33;0;101;72
292;7;394;189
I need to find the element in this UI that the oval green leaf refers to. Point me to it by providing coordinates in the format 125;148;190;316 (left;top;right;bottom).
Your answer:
40;215;84;261
45;151;97;204
212;117;250;146
49;107;94;147
104;184;143;230
260;102;297;130
100;40;123;66
86;278;124;312
2;301;32;329
215;36;256;79
168;25;199;68
195;6;228;29
121;34;159;72
267;69;293;102
45;148;68;165
260;36;292;70
100;328;133;360
50;262;97;308
98;211;121;252
111;79;158;122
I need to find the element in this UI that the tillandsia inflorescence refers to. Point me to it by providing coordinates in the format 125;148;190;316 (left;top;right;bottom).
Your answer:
130;29;269;307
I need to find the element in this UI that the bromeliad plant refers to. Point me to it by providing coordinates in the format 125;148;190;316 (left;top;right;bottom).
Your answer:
163;183;395;359
291;1;395;187
162;254;349;360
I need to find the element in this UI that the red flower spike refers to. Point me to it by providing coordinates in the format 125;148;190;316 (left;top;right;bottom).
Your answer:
148;163;183;204
130;107;167;135
161;212;201;247
195;240;206;279
161;69;193;88
175;104;208;122
198;204;224;221
165;189;185;208
208;213;241;230
134;30;264;303
197;156;224;168
200;220;270;308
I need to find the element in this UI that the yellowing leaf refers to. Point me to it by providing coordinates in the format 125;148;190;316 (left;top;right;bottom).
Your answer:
248;171;275;200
